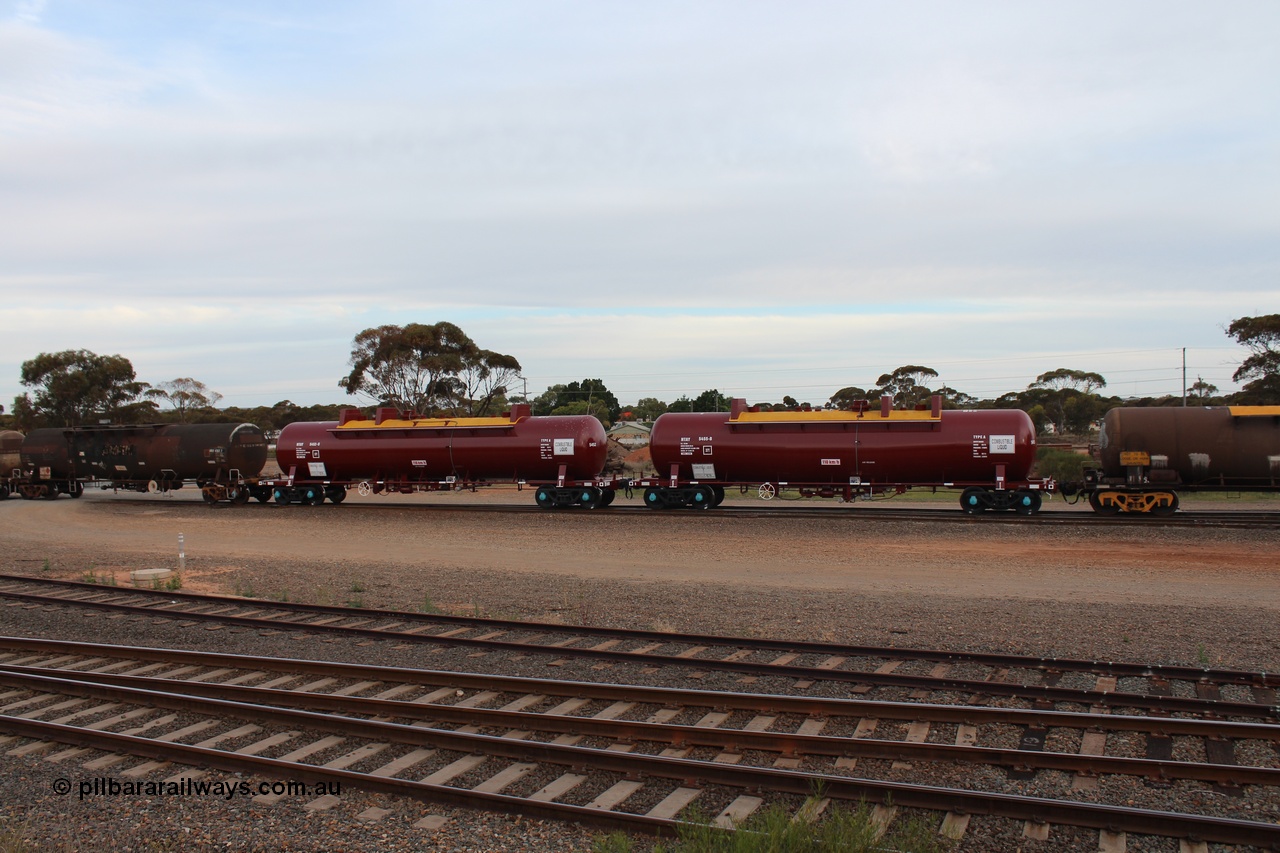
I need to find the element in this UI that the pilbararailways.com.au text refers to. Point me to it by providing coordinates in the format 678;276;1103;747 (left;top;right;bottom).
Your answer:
55;776;341;801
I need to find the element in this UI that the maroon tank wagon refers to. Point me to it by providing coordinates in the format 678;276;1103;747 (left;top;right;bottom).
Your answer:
1073;405;1280;514
265;404;614;508
639;396;1050;513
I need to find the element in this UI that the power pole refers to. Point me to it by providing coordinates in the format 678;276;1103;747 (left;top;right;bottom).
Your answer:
1181;348;1187;407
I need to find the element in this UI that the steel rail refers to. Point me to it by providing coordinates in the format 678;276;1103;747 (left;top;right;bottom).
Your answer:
669;505;1280;530
5;635;1280;747
1;573;1275;690
1;671;1278;847
9;664;1279;788
1;636;1276;741
104;493;1280;529
0;710;666;835
0;587;1275;720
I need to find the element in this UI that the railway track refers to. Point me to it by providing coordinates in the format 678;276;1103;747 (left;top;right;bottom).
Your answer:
100;492;1280;529
1;574;1276;721
1;637;1278;848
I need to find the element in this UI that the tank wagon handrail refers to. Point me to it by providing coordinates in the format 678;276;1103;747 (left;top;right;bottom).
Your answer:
331;419;521;432
728;394;945;424
333;403;534;432
59;424;168;434
726;410;942;424
1227;406;1280;417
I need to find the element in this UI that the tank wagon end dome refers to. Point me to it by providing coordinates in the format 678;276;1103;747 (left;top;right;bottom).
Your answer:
0;430;25;475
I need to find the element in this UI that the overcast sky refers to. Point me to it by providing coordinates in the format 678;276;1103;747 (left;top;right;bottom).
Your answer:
2;1;1276;412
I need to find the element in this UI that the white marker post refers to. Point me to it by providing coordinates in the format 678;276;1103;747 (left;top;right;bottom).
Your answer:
178;533;185;571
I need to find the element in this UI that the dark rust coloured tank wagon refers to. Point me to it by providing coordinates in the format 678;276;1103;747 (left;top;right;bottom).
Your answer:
266;404;614;508
642;396;1049;513
1080;405;1280;514
16;423;268;500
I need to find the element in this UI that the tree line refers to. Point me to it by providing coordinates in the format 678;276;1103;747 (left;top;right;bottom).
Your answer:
3;315;1277;436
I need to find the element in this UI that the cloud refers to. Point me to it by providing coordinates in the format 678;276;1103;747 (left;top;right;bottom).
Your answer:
0;2;1275;411
11;0;45;25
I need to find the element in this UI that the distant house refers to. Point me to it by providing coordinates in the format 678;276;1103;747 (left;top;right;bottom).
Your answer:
607;421;651;448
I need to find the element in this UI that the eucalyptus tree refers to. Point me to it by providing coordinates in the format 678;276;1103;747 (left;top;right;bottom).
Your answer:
16;349;151;428
338;322;521;416
1228;314;1280;403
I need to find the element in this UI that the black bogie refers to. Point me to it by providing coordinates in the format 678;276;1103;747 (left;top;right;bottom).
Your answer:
642;485;726;510
960;487;1044;515
532;486;615;509
266;484;336;506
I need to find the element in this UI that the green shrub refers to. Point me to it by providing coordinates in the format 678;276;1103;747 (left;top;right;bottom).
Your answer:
1033;447;1088;483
